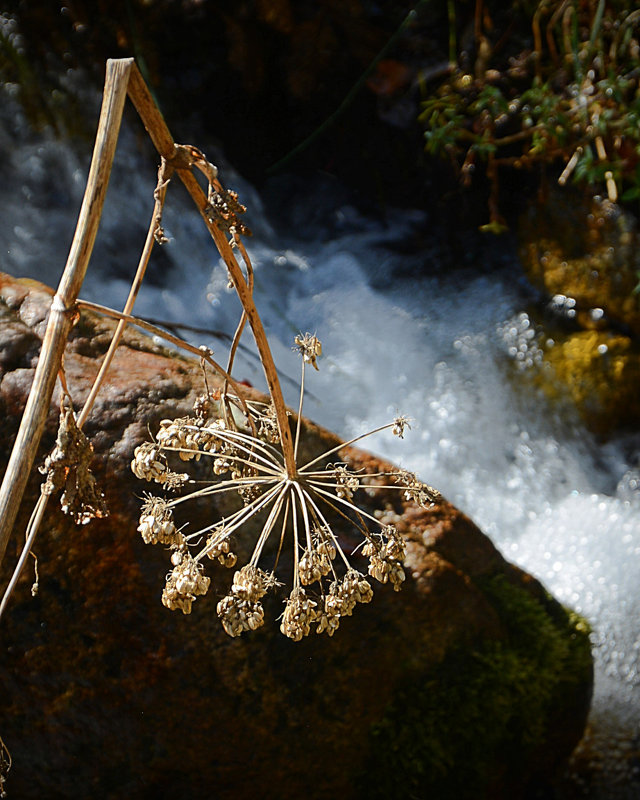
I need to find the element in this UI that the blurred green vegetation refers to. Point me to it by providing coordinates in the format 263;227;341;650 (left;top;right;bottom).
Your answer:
420;1;640;228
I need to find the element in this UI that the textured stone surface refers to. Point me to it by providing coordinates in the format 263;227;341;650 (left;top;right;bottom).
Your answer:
0;273;592;799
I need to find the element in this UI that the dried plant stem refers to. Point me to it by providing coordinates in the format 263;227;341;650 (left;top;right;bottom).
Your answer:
75;300;256;430
0;493;47;620
0;74;163;613
77;157;171;428
0;58;133;566
225;235;253;383
126;64;296;476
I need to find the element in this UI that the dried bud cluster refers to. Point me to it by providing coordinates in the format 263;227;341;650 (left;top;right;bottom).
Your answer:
298;545;332;585
293;332;322;370
392;415;412;438
137;496;184;546
315;570;373;637
156;417;228;459
216;565;272;637
205;531;237;568
334;465;360;501
162;551;211;614
131;442;187;487
280;588;318;641
257;403;280;443
206;187;251;237
395;469;441;507
363;526;406;591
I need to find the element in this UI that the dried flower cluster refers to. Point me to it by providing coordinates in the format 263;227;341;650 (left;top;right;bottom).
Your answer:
132;334;440;641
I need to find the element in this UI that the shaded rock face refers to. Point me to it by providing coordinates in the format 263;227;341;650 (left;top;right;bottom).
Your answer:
0;273;592;799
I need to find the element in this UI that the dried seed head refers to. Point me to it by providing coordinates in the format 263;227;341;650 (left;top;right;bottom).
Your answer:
205;531;237;567
293;332;322;370
138;496;184;546
217;594;265;637
41;405;108;524
231;564;270;602
298;546;332;585
315;570;373;636
256;403;280;443
162;554;210;615
392;415;412;438
395;469;441;506
333;464;359;501
280;588;318;641
131;442;187;487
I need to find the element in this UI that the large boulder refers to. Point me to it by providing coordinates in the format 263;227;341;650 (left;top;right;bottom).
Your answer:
0;273;592;799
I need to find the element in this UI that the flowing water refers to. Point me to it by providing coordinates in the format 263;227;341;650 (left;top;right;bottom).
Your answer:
1;82;639;797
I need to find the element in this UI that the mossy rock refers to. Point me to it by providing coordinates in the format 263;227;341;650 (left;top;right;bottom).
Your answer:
539;330;640;435
519;191;640;336
0;274;593;799
363;574;592;800
517;190;640;434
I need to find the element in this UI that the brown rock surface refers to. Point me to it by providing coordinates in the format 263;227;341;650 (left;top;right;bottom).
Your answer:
0;273;592;799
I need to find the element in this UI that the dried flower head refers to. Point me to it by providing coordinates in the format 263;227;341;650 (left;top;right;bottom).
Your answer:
132;333;440;640
293;332;322;370
392;415;412;438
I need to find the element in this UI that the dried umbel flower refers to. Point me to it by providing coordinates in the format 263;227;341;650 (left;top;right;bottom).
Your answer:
333;464;359;501
204;530;237;567
217;593;265;637
392;415;412;438
132;335;441;637
394;469;441;507
131;442;187;488
363;525;406;591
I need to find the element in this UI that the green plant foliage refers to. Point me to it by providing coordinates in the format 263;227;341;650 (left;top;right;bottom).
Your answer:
419;1;640;223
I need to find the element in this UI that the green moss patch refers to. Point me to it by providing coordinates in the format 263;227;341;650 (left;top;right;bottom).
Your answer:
361;575;592;799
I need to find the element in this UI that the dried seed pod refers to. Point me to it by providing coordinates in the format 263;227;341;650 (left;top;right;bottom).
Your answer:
280;588;318;641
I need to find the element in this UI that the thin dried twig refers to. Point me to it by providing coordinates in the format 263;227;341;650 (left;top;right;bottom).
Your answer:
126;65;296;475
0;58;134;565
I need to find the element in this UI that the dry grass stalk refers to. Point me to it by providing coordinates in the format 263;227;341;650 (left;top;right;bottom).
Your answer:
0;58;133;563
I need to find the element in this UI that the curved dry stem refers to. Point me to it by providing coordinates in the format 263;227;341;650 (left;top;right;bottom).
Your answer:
299;422;395;473
0;491;47;622
293;360;306;461
224;233;254;384
76;300;257;435
77;157;172;429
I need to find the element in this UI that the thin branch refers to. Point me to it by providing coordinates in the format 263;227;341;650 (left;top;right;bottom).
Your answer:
75;299;256;432
77;155;173;428
0;58;134;568
126;63;297;477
